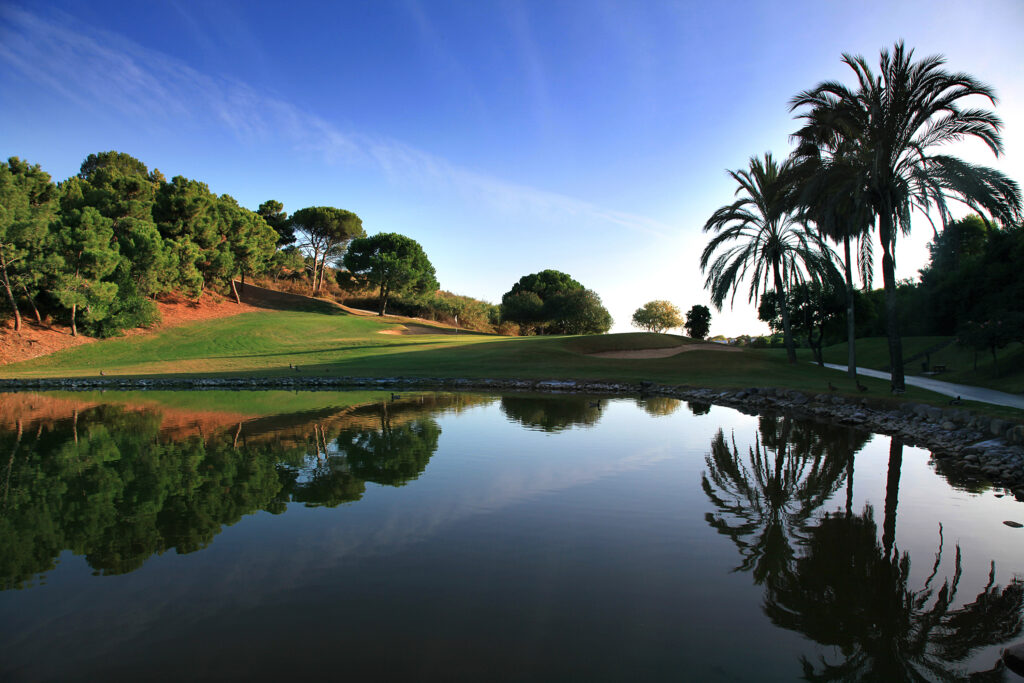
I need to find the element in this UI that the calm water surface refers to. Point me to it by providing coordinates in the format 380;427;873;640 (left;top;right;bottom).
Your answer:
1;391;1022;681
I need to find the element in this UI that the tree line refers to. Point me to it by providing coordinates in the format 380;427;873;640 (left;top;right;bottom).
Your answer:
699;42;1022;390
1;151;616;338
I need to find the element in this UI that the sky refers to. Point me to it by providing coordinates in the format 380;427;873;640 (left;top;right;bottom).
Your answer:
2;0;1022;336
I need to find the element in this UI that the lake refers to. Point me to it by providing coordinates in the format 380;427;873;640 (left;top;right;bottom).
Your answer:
1;390;1022;681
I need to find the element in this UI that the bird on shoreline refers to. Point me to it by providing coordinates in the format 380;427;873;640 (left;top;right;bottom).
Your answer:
949;396;962;405
827;381;837;392
857;381;869;392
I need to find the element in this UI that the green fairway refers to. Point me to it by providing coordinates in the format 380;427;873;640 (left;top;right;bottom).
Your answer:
0;306;1010;413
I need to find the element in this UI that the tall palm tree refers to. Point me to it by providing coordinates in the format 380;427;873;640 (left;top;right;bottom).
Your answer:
701;153;837;363
789;112;875;383
791;42;1022;390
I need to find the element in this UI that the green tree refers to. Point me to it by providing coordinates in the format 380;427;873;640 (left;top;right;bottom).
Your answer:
684;304;712;340
78;151;150;181
700;153;838;363
290;206;365;294
791;42;1023;390
500;270;610;335
257;199;293;247
51;206;120;336
153;175;220;296
546;288;612;334
631;300;683;333
0;158;56;331
343;232;438;315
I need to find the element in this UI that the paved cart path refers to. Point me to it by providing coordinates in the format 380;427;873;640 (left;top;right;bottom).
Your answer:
823;363;1024;410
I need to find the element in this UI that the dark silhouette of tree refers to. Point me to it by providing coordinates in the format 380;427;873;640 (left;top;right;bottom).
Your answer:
791;42;1023;390
764;506;1023;681
700;153;838;363
684;304;712;340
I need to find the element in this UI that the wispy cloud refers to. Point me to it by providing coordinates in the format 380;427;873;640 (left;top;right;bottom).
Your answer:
0;5;671;237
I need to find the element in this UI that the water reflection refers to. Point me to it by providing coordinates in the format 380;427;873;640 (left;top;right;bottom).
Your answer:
0;393;480;589
500;395;607;432
765;506;1023;681
636;397;682;417
702;416;865;584
687;401;711;416
703;418;1024;680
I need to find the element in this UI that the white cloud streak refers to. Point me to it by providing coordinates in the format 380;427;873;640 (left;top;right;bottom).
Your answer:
0;6;672;238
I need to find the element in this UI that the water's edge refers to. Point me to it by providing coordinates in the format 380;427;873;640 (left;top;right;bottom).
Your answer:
2;375;1023;496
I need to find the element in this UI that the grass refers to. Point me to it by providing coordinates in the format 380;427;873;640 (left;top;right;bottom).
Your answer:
3;306;1019;418
790;337;1024;394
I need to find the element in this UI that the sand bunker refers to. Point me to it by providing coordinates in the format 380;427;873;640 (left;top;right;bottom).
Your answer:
378;324;457;336
587;343;741;359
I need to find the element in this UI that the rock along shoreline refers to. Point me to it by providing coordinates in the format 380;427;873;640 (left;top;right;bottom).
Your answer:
2;375;1022;499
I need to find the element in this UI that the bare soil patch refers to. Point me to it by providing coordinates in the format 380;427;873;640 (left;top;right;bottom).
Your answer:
588;343;742;359
0;291;259;366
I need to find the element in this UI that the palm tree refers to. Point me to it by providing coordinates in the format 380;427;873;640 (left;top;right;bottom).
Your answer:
789;113;875;383
791;42;1022;391
701;153;838;363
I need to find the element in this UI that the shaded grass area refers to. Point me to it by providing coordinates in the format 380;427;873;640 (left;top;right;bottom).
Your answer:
806;337;1024;394
2;308;1016;416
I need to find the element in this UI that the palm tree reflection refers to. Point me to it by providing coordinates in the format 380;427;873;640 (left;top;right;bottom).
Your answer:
765;507;1023;681
702;415;859;584
703;418;1024;680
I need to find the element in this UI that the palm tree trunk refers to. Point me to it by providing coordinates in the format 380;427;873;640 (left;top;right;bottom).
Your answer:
843;235;857;382
880;214;904;391
882;436;903;561
772;257;797;363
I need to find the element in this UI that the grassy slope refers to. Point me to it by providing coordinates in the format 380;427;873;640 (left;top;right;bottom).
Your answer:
3;306;1017;417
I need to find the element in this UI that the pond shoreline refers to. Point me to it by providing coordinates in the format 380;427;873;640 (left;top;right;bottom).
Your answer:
2;375;1022;498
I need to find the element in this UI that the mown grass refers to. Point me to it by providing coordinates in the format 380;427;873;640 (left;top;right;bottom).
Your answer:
3;307;1018;417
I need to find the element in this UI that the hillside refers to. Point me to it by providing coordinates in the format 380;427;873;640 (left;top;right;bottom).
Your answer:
0;282;465;367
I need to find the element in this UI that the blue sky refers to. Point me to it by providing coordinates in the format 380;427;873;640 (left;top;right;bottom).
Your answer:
2;1;1022;335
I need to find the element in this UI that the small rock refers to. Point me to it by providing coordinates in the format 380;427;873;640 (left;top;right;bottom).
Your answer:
1003;521;1024;529
941;421;956;430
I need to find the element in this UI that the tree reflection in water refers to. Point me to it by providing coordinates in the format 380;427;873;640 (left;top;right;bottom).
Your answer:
0;396;457;588
703;418;1024;680
500;396;607;432
702;415;864;585
765;507;1023;681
